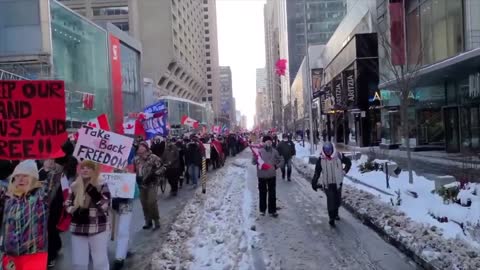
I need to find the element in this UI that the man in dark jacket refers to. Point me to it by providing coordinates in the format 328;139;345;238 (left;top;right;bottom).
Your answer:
185;139;202;188
175;139;186;188
161;139;181;196
150;136;165;158
228;134;237;157
276;135;296;181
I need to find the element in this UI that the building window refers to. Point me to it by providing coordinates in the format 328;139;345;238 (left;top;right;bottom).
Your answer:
202;97;207;101
206;44;210;49
204;7;208;12
204;22;209;27
206;52;210;57
207;74;211;79
93;6;128;16
207;67;211;71
204;14;208;19
205;37;210;42
205;29;210;34
206;59;210;64
113;22;129;32
208;96;213;101
204;0;208;3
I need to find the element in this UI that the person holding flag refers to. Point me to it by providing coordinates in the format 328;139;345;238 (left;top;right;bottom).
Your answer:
251;135;282;217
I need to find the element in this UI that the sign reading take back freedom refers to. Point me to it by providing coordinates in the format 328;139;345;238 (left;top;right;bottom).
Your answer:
74;126;133;169
0;80;67;160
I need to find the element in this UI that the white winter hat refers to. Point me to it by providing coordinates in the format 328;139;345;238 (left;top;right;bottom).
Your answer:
11;160;40;180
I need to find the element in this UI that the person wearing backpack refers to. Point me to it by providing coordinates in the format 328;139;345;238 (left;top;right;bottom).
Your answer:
311;142;351;227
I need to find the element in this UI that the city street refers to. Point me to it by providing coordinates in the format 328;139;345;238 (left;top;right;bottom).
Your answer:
148;150;419;270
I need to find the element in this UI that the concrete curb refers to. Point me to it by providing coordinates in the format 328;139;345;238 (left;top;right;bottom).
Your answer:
292;160;440;270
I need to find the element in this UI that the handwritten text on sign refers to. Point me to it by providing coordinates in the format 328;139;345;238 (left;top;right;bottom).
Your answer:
74;126;133;169
0;81;67;160
101;173;135;199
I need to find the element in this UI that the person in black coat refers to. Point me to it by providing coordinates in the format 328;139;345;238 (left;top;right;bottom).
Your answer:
185;139;202;188
151;136;166;158
175;139;186;188
276;135;296;181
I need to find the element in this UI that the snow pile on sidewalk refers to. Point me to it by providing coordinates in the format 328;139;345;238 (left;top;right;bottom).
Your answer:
150;158;259;270
293;151;480;269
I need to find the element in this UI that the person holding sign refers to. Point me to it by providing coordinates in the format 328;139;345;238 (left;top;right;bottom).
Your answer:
65;160;111;270
0;160;57;270
134;141;164;230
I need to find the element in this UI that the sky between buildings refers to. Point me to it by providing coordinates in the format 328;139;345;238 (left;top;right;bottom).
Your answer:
217;0;266;129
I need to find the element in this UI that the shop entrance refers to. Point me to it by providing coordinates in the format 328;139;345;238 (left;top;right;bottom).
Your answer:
443;107;460;153
417;109;444;145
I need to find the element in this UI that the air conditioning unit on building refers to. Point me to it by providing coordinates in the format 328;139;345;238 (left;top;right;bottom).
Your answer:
469;73;480;98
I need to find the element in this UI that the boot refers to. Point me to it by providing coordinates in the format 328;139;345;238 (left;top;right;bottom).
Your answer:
112;259;124;270
142;222;152;230
152;221;161;231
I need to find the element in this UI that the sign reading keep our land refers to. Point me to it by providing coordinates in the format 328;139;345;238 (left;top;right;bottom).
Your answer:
0;80;67;160
101;173;135;199
74;126;133;169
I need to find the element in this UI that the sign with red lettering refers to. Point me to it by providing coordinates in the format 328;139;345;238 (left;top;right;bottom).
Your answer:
0;80;67;160
74;126;133;169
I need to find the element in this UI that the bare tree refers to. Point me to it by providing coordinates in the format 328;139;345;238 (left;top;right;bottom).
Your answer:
376;17;425;184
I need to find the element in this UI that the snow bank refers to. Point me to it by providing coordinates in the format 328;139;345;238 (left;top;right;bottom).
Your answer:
150;158;258;270
293;149;480;270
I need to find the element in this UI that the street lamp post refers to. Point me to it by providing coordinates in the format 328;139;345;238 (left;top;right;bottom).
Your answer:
303;0;315;155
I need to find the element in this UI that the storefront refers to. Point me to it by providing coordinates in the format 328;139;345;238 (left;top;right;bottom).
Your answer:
320;33;379;147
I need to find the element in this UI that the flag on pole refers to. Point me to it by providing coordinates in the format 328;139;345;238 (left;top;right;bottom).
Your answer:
212;125;221;134
181;115;199;129
250;145;272;170
86;114;110;130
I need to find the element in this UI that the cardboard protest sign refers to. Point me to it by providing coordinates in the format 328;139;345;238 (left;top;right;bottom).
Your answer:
204;143;211;159
74;126;133;169
101;173;135;199
0;80;67;160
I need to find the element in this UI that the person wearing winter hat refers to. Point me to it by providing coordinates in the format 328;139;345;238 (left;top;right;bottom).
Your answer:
311;142;351;227
65;160;111;270
252;135;282;217
0;160;57;270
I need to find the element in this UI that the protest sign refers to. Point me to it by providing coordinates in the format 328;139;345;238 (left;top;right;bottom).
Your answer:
74;126;133;169
101;173;135;199
204;143;211;159
0;80;67;160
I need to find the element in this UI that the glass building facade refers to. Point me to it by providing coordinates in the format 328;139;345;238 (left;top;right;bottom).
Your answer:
50;0;110;123
287;0;347;83
120;42;141;114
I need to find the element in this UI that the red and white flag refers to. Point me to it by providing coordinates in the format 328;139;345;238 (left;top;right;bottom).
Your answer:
250;145;272;170
82;93;95;110
181;115;199;129
86;114;110;131
123;119;145;136
212;125;221;134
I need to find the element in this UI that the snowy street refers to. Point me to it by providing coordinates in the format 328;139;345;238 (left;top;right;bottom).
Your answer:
151;150;418;270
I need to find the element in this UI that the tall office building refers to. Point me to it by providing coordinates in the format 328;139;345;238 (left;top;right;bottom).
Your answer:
201;0;221;117
286;0;347;83
264;0;283;130
219;66;234;128
255;68;269;129
59;0;217;103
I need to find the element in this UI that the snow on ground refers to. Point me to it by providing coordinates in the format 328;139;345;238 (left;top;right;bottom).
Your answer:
294;143;480;269
150;157;260;270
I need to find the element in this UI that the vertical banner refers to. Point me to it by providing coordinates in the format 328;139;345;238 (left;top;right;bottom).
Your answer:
110;34;124;134
311;69;323;99
343;69;356;108
334;75;343;109
0;80;67;160
389;2;406;65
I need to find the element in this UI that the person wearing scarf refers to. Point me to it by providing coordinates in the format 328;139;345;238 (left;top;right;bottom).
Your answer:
65;160;111;270
311;142;351;227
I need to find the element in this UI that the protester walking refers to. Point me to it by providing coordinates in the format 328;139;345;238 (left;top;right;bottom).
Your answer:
311;142;351;227
185;138;202;188
162;139;181;196
252;135;282;217
65;160;111;270
134;141;164;230
277;134;296;181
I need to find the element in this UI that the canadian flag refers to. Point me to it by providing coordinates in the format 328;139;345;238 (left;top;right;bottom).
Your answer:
212;125;221;134
82;93;95;110
181;115;199;129
86;114;110;131
123;119;145;136
250;145;272;170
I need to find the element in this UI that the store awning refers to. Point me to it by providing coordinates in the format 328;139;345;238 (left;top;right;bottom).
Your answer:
379;47;480;89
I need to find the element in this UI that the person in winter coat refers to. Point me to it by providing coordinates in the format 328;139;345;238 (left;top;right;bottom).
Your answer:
135;141;164;230
162;139;181;196
65;160;111;270
150;136;165;158
276;135;296;181
252;135;282;217
228;134;237;157
0;160;56;270
311;142;351;227
185;139;202;188
175;139;186;188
